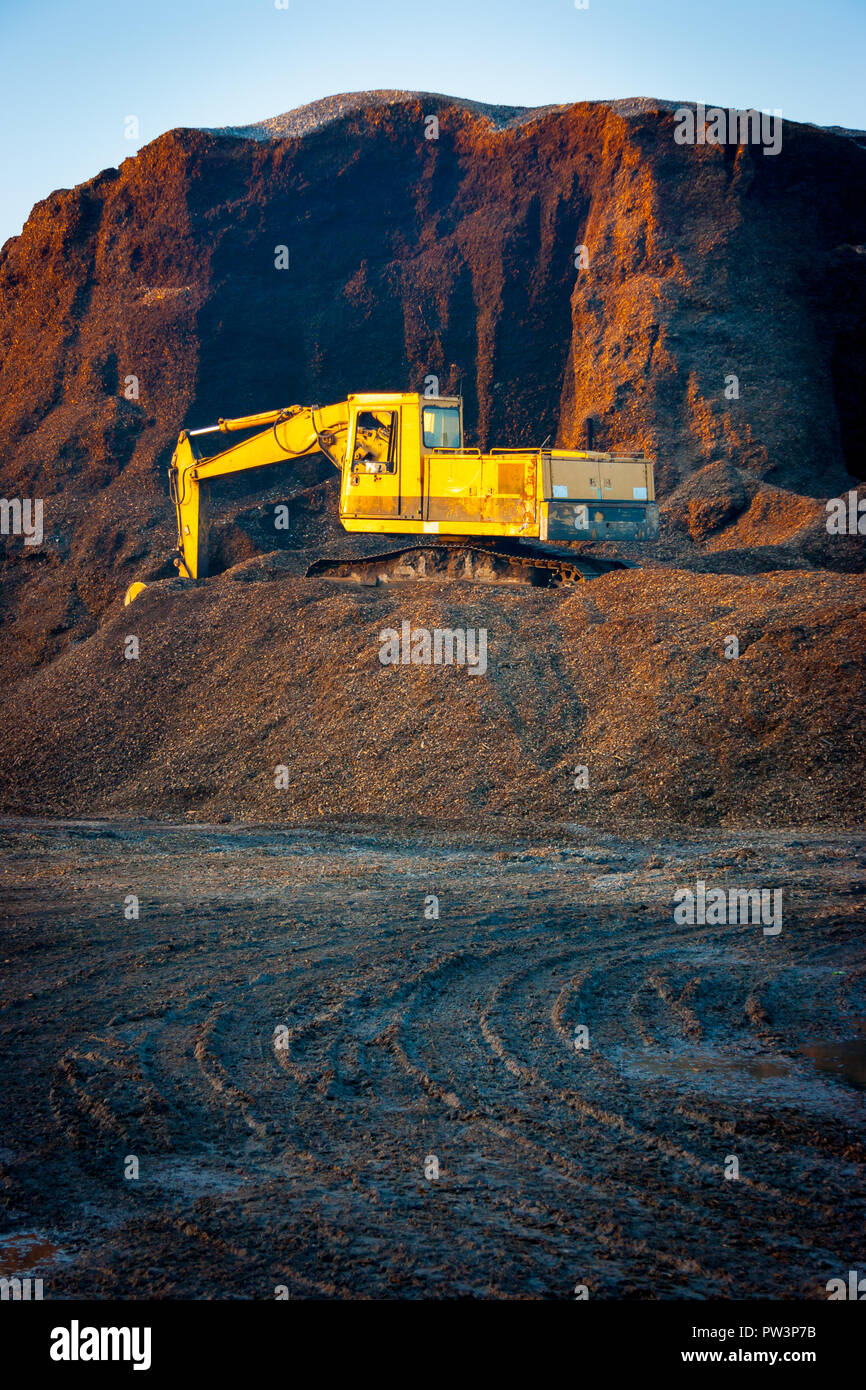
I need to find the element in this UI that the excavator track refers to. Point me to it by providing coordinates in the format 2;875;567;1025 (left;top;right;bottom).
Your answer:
306;538;632;587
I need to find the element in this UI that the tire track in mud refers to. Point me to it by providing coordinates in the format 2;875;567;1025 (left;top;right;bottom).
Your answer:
384;998;726;1288
278;924;848;1285
381;940;747;1291
544;933;864;1186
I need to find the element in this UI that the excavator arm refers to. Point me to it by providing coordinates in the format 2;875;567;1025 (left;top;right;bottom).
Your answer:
169;400;350;577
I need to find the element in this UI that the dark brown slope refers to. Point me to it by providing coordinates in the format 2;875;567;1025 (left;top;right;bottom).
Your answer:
0;565;863;828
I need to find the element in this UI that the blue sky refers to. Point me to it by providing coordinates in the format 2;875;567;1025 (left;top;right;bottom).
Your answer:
1;0;864;246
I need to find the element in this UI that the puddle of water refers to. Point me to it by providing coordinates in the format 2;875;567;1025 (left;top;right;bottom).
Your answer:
0;1232;63;1276
619;1033;866;1094
800;1038;866;1092
146;1159;250;1196
592;874;628;889
627;1055;792;1082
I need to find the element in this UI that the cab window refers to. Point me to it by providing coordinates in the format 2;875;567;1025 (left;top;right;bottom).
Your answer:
352;410;397;472
422;405;461;449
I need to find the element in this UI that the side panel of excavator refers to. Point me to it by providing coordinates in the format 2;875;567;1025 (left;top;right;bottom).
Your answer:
423;452;535;530
337;397;658;542
539;451;658;541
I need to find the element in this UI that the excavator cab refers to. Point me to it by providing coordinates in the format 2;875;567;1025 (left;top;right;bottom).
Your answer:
340;393;464;524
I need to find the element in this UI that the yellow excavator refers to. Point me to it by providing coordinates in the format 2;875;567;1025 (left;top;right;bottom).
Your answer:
125;391;658;601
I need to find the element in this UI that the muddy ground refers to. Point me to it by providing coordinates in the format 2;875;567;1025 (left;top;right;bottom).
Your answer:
0;817;863;1299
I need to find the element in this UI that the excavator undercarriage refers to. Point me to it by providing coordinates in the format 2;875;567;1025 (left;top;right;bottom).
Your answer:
306;538;631;586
